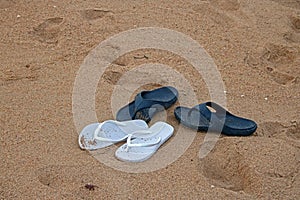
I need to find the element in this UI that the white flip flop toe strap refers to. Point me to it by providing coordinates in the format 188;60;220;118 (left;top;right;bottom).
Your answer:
125;133;161;151
93;120;128;142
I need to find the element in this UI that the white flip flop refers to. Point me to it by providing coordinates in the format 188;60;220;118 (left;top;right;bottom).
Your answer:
78;120;149;150
115;121;174;162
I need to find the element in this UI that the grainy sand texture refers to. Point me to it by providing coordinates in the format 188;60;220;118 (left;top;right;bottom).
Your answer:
1;0;300;199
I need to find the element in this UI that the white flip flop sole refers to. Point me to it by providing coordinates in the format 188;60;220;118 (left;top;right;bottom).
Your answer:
78;120;148;150
115;121;174;162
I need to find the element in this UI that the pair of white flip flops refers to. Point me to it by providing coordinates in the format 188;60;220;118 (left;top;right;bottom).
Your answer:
78;120;174;162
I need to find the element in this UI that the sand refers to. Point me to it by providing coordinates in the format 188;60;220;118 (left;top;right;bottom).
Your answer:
1;0;300;199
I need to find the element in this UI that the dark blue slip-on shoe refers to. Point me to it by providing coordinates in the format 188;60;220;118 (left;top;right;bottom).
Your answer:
117;86;178;123
174;102;257;136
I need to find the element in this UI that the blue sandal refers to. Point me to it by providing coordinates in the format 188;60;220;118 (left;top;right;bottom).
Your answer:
174;102;257;136
117;86;178;123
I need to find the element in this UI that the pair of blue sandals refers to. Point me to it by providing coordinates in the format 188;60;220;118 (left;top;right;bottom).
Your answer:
117;86;257;136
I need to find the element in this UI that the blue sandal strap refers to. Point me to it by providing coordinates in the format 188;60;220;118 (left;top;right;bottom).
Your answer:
188;102;227;131
133;92;162;115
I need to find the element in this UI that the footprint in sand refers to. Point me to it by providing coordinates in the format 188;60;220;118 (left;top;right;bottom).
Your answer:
257;121;300;144
290;16;300;31
284;16;300;43
102;69;123;85
199;137;300;196
257;121;287;138
260;44;298;85
261;43;298;65
0;64;39;86
245;43;298;67
284;32;300;43
31;17;63;44
266;66;295;85
81;9;112;21
262;121;300;138
199;138;261;194
286;122;300;140
283;16;300;43
245;43;298;85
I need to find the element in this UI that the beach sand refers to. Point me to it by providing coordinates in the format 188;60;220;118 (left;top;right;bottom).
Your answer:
1;0;300;199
